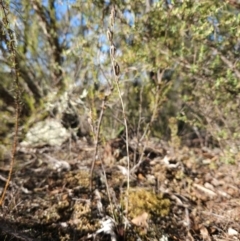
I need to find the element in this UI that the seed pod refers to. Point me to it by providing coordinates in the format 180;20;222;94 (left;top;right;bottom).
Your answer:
107;28;113;42
114;62;120;76
110;44;116;57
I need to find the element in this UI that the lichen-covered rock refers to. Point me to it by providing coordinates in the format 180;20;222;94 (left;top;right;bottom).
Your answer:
21;119;70;147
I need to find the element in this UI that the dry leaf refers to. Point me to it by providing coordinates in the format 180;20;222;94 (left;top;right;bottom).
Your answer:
131;212;149;228
200;226;211;241
186;231;194;241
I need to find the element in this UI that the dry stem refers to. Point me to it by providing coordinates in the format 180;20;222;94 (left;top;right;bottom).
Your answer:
90;97;107;191
0;1;20;206
108;5;131;219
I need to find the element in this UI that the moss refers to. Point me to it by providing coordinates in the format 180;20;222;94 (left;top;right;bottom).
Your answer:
124;188;171;219
72;201;100;232
65;170;91;189
40;200;69;224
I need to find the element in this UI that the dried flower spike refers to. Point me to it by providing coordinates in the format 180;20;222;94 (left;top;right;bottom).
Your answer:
110;44;116;57
114;61;120;76
110;5;116;26
107;28;113;42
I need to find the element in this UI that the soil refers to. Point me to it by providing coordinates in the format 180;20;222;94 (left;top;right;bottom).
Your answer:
0;138;240;241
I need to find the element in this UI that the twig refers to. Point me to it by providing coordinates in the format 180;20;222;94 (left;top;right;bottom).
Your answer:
131;75;167;174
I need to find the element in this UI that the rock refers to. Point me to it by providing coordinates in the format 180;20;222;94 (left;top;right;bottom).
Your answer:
228;227;238;236
21;119;70;147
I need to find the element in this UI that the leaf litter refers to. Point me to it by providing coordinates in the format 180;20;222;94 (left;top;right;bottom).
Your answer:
0;138;240;241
